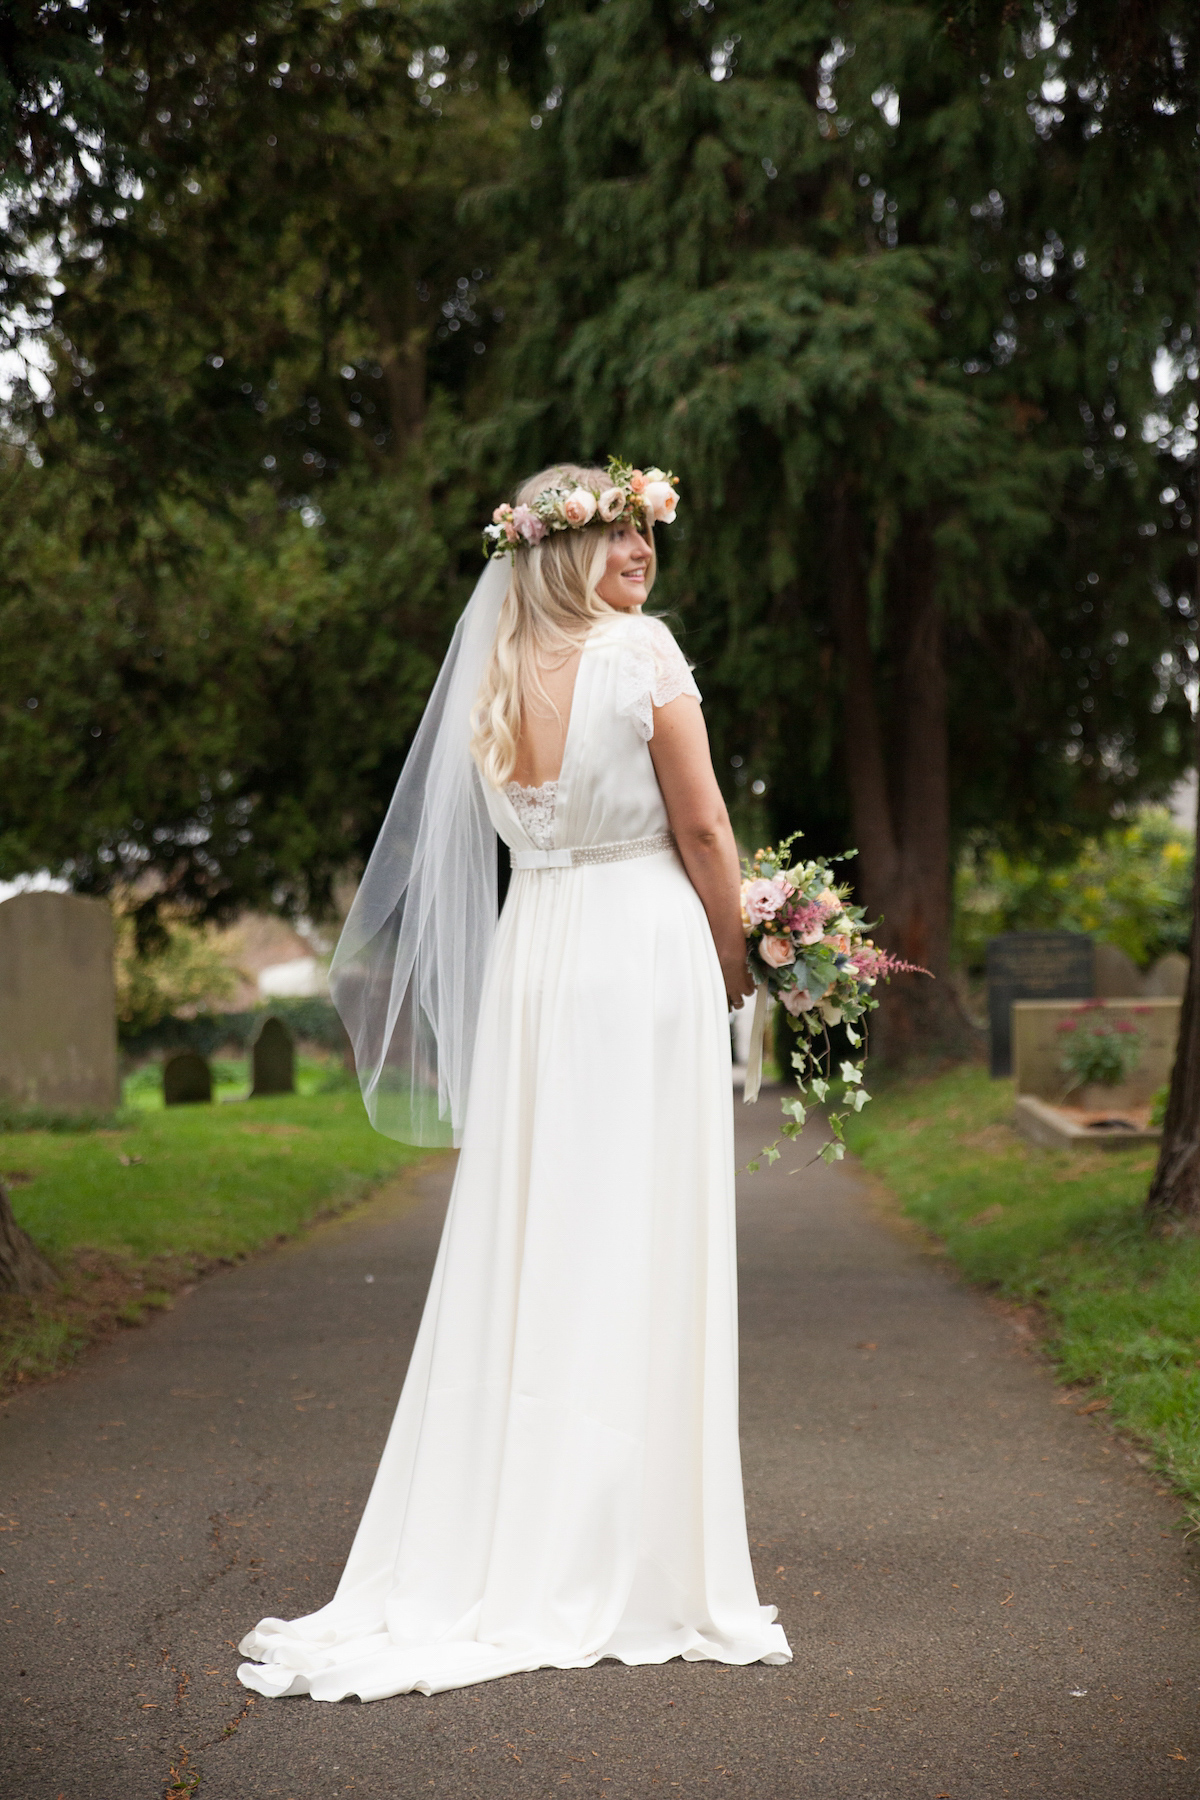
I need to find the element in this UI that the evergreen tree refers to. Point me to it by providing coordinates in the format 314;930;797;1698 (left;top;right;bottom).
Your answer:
1;2;517;928
478;0;1197;1058
3;0;1196;1037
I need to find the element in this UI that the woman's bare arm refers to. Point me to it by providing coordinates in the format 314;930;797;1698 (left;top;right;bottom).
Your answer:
648;695;754;1009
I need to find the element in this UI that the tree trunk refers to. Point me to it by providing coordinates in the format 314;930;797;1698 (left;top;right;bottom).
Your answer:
1145;693;1200;1223
827;494;978;1065
1145;222;1200;1225
368;287;427;459
0;1176;56;1295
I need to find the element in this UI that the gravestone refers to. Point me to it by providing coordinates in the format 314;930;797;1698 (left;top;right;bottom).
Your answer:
163;1051;213;1106
1012;997;1180;1107
251;1016;295;1096
1093;941;1144;998
986;931;1094;1078
1145;952;1189;999
0;892;119;1110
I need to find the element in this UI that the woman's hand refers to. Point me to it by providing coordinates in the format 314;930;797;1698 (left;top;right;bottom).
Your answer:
721;951;755;1011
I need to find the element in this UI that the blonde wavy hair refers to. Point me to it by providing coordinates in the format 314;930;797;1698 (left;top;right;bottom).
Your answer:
470;464;658;789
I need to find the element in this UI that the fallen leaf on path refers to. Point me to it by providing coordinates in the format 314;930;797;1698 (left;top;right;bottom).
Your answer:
1169;1751;1187;1762
1076;1397;1109;1415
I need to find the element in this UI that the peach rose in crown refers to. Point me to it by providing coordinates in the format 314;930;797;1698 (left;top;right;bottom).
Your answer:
759;933;796;969
598;487;625;522
563;488;597;526
642;481;678;523
629;470;646;493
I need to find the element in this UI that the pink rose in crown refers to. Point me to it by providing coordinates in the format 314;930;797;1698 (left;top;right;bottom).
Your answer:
563;488;598;526
598;487;625;522
759;933;796;969
742;876;793;926
512;504;546;544
629;470;646;493
781;986;816;1015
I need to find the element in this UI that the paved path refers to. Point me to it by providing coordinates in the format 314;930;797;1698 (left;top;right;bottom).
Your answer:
3;1108;1199;1800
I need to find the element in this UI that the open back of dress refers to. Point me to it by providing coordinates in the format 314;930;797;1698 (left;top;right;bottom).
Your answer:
238;611;791;1699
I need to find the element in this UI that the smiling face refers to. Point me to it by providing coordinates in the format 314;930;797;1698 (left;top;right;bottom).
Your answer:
595;521;653;611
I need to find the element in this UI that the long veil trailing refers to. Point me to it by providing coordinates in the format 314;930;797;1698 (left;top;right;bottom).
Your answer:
329;558;509;1146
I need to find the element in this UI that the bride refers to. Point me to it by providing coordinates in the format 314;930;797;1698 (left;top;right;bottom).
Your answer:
237;459;792;1700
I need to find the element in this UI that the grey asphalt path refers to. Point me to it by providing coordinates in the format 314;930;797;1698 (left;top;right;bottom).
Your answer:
3;1107;1199;1800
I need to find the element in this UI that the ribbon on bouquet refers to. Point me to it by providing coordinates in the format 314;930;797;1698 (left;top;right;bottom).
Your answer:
742;982;769;1105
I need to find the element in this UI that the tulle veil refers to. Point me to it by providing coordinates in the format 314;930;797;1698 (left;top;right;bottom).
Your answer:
329;558;508;1146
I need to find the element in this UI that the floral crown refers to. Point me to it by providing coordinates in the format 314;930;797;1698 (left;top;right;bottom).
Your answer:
483;455;680;560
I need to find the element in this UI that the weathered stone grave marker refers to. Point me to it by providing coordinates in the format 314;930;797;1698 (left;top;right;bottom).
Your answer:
251;1016;295;1096
0;891;119;1110
986;931;1093;1078
163;1050;213;1106
1145;952;1189;998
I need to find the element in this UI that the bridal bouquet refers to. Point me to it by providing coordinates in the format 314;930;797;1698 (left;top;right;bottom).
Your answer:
740;832;929;1169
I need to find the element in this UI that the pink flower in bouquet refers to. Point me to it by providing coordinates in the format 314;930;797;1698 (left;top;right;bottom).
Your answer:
787;901;827;946
823;932;851;955
742;876;792;926
512;504;546;544
781;987;816;1015
759;933;796;968
850;943;931;983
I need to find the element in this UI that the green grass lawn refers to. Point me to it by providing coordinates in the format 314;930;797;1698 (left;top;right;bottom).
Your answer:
1;1082;427;1385
845;1065;1200;1515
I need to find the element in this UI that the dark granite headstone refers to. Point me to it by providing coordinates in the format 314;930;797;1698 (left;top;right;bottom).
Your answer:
251;1016;295;1097
162;1050;213;1106
986;932;1094;1077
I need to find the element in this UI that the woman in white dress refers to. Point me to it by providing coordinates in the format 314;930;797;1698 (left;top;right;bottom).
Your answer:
238;460;792;1701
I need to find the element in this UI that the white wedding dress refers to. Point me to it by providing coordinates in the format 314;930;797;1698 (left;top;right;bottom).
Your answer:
237;611;792;1700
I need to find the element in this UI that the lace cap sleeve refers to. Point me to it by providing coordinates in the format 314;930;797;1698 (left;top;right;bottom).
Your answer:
614;615;702;742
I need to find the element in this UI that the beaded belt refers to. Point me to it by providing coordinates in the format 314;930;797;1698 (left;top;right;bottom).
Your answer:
510;830;675;872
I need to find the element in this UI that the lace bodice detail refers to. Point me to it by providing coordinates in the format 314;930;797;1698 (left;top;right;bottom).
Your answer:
486;615;699;856
504;780;559;850
614;615;702;742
